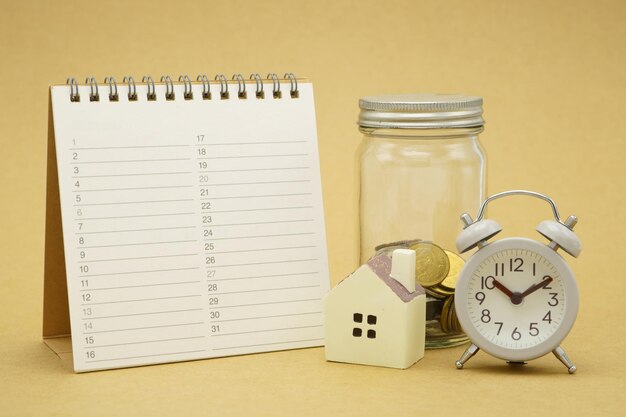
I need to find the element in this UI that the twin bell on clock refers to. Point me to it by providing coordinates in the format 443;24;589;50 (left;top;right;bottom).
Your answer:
453;190;581;373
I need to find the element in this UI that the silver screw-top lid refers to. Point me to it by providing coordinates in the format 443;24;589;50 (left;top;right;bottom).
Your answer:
358;94;484;129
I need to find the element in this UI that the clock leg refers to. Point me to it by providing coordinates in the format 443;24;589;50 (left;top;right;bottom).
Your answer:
552;345;577;374
455;344;480;369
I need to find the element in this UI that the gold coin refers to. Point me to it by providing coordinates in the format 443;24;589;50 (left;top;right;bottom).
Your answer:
409;242;450;288
450;301;462;333
440;296;453;333
425;287;448;300
429;283;455;297
439;250;465;291
448;297;458;333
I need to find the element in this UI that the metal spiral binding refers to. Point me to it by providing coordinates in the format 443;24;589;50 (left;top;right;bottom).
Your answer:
250;73;264;99
123;76;137;101
104;76;119;102
197;75;211;100
267;73;281;99
179;75;193;100
67;78;80;102
161;75;175;100
284;73;299;98
66;73;300;102
85;77;99;102
215;74;229;100
142;76;156;101
232;74;247;99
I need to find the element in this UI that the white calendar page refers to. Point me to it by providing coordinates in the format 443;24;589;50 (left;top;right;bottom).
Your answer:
49;82;329;372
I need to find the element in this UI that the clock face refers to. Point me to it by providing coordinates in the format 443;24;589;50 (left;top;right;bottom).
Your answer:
456;238;578;361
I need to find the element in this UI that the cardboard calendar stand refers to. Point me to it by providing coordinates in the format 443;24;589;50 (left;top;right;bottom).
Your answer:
43;92;74;368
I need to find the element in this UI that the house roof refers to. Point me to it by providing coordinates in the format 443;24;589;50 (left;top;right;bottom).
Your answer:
366;254;425;303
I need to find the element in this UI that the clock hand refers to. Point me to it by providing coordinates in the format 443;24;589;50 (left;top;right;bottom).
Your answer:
521;276;553;298
493;278;528;305
492;278;514;300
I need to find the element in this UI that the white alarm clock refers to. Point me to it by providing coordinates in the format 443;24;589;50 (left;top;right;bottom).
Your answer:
453;190;581;373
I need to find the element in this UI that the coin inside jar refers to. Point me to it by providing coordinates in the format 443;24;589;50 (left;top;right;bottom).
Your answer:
439;250;464;292
409;242;450;288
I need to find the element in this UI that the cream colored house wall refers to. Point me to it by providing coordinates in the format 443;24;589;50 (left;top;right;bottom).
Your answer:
324;266;425;369
403;297;426;366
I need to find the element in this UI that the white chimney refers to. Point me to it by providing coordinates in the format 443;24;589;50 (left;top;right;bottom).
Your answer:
390;249;416;292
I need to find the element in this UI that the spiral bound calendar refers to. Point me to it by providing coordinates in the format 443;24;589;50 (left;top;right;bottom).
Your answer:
43;73;330;372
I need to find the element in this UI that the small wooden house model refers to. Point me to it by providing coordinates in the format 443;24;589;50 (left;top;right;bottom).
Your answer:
324;249;426;369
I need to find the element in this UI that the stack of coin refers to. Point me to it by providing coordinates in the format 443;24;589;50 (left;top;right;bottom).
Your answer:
440;295;463;333
373;240;467;342
409;243;465;335
420;249;463;299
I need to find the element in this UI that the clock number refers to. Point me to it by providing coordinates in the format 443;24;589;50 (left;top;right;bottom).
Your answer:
475;291;486;305
548;293;559;306
494;321;503;335
529;322;539;336
480;309;491;323
542;275;553;289
532;263;537;276
510;257;523;272
481;276;495;290
511;327;522;341
542;311;552;324
494;262;505;276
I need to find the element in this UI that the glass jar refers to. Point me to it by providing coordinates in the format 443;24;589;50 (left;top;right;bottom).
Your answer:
357;94;487;348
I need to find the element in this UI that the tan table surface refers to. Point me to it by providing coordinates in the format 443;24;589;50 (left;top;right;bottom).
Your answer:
1;1;625;416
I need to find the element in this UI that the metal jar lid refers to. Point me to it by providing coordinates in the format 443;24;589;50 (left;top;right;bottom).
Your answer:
358;94;484;129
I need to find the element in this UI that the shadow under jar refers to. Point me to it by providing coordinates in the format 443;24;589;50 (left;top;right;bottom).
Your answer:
357;94;487;348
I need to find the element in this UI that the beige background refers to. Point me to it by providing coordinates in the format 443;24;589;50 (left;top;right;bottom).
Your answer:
1;0;625;415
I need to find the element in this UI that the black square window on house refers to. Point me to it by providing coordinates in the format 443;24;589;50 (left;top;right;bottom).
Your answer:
352;313;377;338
